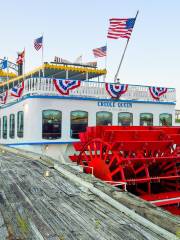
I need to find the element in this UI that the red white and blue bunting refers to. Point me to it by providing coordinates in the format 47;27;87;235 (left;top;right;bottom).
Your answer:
105;83;128;98
53;79;81;95
149;87;167;100
10;81;24;98
0;91;8;104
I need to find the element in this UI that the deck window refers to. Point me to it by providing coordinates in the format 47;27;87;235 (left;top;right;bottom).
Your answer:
118;112;133;126
96;111;112;126
160;113;172;126
17;111;24;138
42;110;62;139
9;114;15;138
70;111;88;139
140;113;153;126
3;116;7;139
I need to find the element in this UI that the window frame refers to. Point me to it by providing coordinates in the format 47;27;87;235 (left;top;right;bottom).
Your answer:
9;114;15;139
140;113;153;126
70;110;88;139
17;111;24;138
3;116;7;139
42;109;62;140
159;113;172;126
96;111;113;126
118;112;133;126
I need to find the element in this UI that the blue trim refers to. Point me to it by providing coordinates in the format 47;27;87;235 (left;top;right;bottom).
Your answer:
0;94;176;109
30;95;176;105
6;141;77;146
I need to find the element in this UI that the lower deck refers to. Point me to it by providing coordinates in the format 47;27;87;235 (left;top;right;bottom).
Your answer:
0;95;175;145
0;95;176;160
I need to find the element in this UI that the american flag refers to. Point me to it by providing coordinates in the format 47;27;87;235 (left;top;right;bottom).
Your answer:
34;36;43;51
93;46;107;58
107;18;136;39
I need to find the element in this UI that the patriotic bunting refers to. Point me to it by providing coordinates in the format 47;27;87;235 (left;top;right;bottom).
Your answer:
149;87;167;100
53;79;81;95
0;91;8;104
10;81;24;98
105;83;128;98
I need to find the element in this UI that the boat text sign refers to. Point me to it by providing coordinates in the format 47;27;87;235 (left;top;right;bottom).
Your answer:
97;101;132;108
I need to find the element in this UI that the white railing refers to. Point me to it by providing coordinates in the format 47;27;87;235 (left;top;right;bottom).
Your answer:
3;78;176;105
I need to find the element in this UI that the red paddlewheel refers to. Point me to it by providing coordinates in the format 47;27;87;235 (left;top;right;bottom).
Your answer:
69;126;180;215
77;139;124;182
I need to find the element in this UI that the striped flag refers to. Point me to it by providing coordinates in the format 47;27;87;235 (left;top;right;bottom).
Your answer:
107;18;136;39
93;46;107;58
34;36;43;51
16;49;25;64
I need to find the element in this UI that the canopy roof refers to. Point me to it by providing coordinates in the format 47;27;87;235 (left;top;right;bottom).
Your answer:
0;70;17;79
0;63;106;88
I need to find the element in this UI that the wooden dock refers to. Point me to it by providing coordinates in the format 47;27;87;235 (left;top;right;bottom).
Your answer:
0;147;179;240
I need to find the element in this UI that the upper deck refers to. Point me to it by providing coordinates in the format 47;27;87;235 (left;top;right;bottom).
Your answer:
0;63;176;106
0;77;176;107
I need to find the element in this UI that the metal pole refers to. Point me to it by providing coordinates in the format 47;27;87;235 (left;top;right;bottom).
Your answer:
6;58;9;90
42;34;44;77
104;43;107;82
114;39;129;82
114;10;139;83
23;48;25;82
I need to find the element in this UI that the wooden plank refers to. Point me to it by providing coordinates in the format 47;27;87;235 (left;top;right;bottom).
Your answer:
0;151;171;239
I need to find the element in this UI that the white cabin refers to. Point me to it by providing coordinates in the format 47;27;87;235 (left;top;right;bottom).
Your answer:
0;63;176;161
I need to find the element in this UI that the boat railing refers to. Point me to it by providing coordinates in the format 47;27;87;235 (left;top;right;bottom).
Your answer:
2;77;176;105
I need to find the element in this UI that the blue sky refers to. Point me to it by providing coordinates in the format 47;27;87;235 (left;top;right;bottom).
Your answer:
1;0;180;107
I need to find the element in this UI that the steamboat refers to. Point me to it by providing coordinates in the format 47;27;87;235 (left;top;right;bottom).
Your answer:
0;60;179;215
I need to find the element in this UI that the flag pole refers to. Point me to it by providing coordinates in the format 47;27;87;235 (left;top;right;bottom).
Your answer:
6;57;9;90
42;33;44;77
23;48;25;82
104;42;108;82
114;10;139;83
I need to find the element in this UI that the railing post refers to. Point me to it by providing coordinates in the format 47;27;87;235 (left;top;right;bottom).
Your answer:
86;71;88;81
66;70;69;79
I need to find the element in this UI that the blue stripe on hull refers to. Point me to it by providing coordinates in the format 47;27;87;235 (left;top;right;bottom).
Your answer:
0;94;176;109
